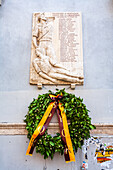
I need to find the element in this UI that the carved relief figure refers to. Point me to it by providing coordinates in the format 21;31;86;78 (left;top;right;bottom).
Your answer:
32;13;83;83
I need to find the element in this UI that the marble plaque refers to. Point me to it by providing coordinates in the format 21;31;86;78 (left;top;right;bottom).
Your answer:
30;12;84;85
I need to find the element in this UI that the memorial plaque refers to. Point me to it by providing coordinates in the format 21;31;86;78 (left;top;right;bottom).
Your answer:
30;12;84;85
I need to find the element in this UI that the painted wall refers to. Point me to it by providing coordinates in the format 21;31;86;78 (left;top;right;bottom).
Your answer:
0;0;113;169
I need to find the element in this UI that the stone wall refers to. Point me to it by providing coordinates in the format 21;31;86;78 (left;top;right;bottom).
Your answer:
0;0;113;169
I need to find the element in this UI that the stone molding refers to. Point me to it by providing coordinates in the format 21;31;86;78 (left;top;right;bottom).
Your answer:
0;123;113;135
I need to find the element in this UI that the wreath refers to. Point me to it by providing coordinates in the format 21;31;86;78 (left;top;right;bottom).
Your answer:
24;89;95;161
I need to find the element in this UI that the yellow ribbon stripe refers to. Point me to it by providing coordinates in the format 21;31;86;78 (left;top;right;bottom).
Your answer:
49;94;57;98
59;103;75;163
26;101;55;156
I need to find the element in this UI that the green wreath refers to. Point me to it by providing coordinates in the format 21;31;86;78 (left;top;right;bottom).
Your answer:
24;89;95;159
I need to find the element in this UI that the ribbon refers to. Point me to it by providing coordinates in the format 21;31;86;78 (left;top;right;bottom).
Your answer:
26;94;75;163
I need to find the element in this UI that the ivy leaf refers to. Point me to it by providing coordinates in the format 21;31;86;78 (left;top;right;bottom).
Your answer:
29;110;33;114
65;103;68;108
50;141;54;146
51;152;54;160
71;98;74;103
46;151;49;157
74;139;77;145
36;116;40;119
78;141;81;148
43;141;47;146
89;125;96;129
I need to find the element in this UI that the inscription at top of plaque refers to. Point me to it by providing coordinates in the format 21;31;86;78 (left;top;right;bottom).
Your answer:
30;12;83;85
53;13;81;62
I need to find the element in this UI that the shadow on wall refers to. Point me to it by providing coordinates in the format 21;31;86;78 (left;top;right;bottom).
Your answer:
108;0;113;14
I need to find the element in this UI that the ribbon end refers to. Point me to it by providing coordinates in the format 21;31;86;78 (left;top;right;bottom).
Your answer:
26;153;32;156
66;159;76;163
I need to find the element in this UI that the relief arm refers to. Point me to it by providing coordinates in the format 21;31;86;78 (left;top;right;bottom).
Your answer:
32;36;38;48
32;25;39;48
49;58;68;70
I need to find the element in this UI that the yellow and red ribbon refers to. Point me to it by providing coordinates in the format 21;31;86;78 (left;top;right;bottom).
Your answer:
26;94;75;163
